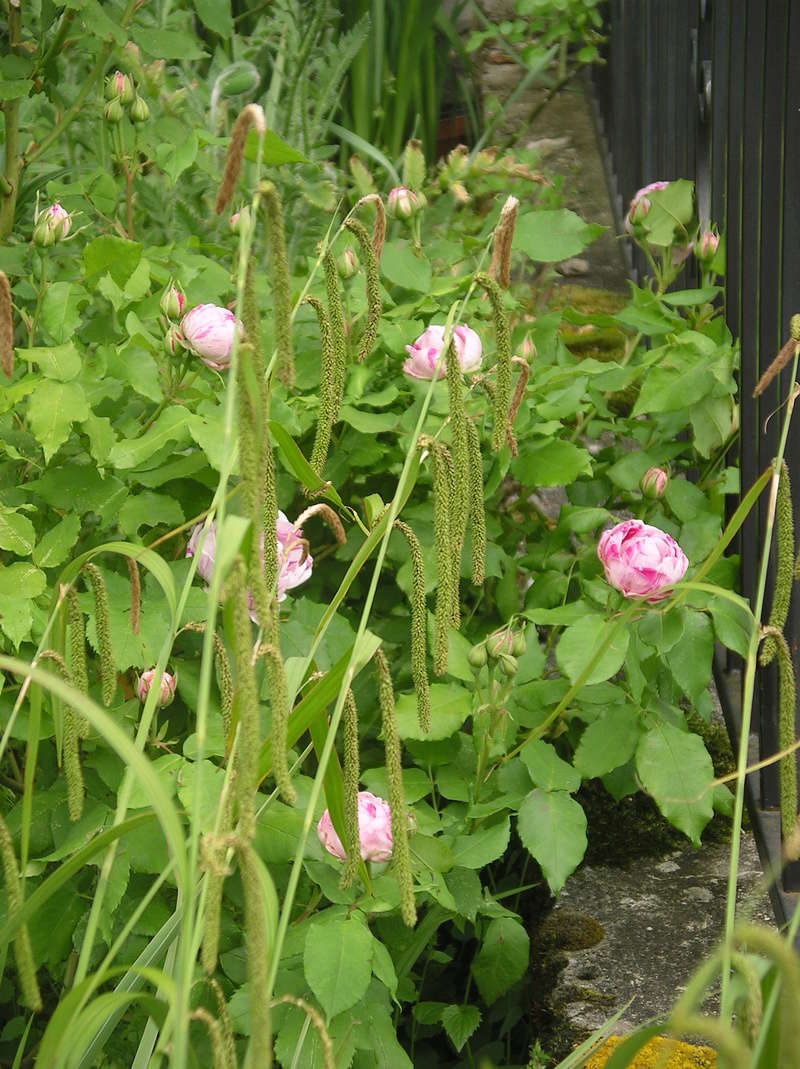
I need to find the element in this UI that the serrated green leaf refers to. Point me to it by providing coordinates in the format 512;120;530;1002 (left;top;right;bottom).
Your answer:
517;788;587;893
635;723;714;844
573;705;642;779
40;282;87;344
194;0;232;35
449;816;510;868
135;26;207;59
512;209;605;262
27;380;90;461
243;128;308;166
520;738;580;792
441;1004;481;1052
303;917;373;1018
32;514;81;569
395;684;471;740
511;439;593;487
108;407;193;469
118;492;184;537
471;917;530;1004
18;342;81;381
0;562;46;597
0;509;36;556
556;615;630;686
381;241;432;292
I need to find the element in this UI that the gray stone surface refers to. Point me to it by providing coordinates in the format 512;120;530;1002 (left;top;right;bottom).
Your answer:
544;838;773;1037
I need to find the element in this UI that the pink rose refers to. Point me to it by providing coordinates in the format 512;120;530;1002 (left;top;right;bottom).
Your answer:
597;519;688;602
34;202;72;246
186;513;312;609
403;324;482;380
137;668;177;707
180;304;241;371
625;180;669;233
317;790;394;862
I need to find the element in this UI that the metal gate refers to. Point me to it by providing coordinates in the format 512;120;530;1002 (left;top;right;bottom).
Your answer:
592;0;800;911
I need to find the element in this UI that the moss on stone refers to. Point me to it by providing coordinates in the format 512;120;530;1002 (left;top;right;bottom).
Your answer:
585;1036;717;1068
534;908;605;953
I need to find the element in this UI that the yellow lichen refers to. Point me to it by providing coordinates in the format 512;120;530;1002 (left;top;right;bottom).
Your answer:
585;1035;716;1069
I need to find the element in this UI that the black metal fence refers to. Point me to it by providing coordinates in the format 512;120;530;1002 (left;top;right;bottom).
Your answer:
592;0;800;910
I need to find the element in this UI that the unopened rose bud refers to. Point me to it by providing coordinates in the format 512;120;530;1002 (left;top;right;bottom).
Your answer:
34;202;71;246
164;323;184;356
467;643;488;669
628;196;651;227
229;206;251;234
337;247;359;280
641;466;669;499
387;185;421;220
104;98;124;124
160;283;185;321
129;95;150;124
105;70;134;104
498;653;518;678
511;631;526;657
695;229;719;263
487;629;514;659
137;668;177;707
519;336;536;362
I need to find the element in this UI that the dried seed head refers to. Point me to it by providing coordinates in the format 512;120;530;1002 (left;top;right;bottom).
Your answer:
126;557;141;636
0;271;13;379
305;295;337;477
84;563;115;707
505;355;530;457
393;521;431;734
191;1009;230;1069
760;461;794;665
341;688;361;889
261;181;295;387
0;815;41;1011
355;193;387;263
476;273;512;452
259;642;296;805
488;195;519;289
753;336;798;397
374;649;416;927
293;502;346;545
215;103;266;215
465;419;486;585
209;978;237;1069
344;218;381;362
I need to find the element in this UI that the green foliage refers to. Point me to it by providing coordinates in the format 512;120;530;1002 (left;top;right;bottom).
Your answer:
0;4;744;1063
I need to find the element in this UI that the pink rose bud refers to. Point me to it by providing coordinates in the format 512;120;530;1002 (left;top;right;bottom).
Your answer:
129;95;150;124
105;70;134;104
317;790;394;862
403;323;482;380
486;628;514;658
160;284;186;321
137;668;177;707
186;521;217;583
164;322;184;356
229;206;251;234
180;304;241;371
387;185;421;220
519;335;536;362
641;466;668;499
597;519;688;603
625;180;669;233
695;229;719;263
337;247;359;280
34;202;72;246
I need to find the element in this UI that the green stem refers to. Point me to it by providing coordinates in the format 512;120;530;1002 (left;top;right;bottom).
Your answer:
719;356;800;1019
27;258;47;347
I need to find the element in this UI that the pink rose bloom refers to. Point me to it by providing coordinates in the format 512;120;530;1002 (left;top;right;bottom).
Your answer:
597;519;688;602
403;324;482;380
276;511;313;602
186;513;312;610
625;180;669;233
137;668;177;707
317;790;394;862
180;304;241;371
